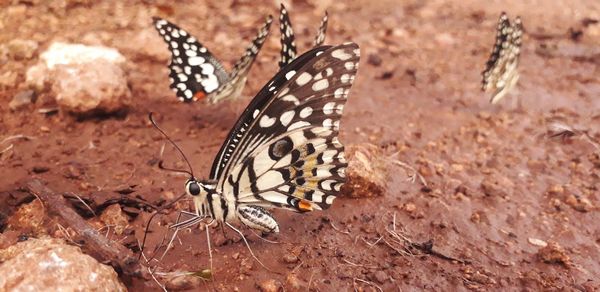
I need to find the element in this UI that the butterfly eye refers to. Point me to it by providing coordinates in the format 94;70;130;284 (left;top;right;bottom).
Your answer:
187;181;201;196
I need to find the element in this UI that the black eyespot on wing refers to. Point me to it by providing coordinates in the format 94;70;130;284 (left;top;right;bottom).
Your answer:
269;136;293;159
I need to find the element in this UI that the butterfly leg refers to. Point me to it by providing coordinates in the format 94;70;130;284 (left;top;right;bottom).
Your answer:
249;228;280;244
205;218;215;275
225;222;278;273
158;211;205;261
220;223;230;242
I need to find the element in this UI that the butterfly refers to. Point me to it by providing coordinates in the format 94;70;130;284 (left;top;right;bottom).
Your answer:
160;43;360;234
153;15;272;103
278;4;328;69
481;12;523;104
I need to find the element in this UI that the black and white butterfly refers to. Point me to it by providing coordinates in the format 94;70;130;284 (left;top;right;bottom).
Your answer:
153;16;272;103
279;4;328;69
482;12;523;104
161;43;359;236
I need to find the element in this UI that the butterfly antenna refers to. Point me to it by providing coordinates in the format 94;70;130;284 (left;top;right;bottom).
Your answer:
148;112;195;178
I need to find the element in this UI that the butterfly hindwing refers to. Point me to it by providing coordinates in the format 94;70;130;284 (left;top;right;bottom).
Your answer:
153;17;229;102
216;43;360;212
482;12;523;104
229;16;274;86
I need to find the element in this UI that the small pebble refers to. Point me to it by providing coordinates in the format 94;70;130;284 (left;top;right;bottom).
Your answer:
282;254;299;264
285;273;305;290
257;279;282;292
373;270;388;284
528;238;548;247
32;166;49;174
367;53;382;66
6;39;38;60
538;242;570;266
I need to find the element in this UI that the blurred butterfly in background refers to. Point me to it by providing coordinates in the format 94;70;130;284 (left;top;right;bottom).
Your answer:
153;15;272;103
481;12;523;104
278;4;328;68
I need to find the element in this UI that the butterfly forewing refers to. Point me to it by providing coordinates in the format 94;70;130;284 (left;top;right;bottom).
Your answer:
153;17;229;102
216;43;360;212
210;46;334;180
279;4;297;68
314;12;328;47
481;12;523;104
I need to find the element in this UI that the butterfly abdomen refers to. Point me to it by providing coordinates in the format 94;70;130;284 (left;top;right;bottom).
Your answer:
237;205;279;233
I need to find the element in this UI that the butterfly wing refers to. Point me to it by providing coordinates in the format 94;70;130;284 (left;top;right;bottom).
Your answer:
482;13;523;104
489;16;522;104
227;16;273;90
210;45;334;180
214;43;360;212
279;4;297;68
314;11;328;47
482;12;511;92
153;17;230;102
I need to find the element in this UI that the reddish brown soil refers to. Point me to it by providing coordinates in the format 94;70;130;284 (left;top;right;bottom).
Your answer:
2;0;600;291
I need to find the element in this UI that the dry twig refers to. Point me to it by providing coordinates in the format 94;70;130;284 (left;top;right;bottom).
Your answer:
23;179;142;279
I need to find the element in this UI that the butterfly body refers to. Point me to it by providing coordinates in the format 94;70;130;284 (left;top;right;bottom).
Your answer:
179;43;360;233
153;16;272;103
188;180;278;232
482;12;523;104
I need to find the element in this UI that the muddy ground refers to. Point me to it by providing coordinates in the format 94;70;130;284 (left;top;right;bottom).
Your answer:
1;0;600;291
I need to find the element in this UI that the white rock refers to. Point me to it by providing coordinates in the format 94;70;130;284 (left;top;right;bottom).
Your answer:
39;42;125;69
0;238;126;291
26;42;130;114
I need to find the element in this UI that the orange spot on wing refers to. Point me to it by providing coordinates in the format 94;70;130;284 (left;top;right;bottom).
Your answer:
298;200;313;212
193;91;207;101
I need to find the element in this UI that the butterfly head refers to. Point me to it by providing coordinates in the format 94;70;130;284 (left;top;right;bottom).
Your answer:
185;178;216;216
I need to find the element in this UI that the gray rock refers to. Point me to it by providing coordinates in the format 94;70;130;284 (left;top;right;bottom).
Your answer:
9;90;36;111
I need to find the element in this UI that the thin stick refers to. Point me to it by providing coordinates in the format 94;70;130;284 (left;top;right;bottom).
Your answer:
24;179;141;278
362;236;384;248
0;144;14;155
307;271;315;291
390;159;428;187
342;258;364;267
72;193;96;217
353;278;383;292
148;266;167;292
1;134;35;144
329;221;351;235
